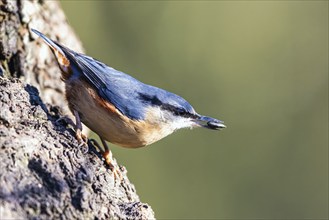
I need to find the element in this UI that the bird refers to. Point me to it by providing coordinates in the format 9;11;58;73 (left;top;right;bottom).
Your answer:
31;29;226;174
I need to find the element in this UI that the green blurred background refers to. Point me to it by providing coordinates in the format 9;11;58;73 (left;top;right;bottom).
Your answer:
61;1;328;219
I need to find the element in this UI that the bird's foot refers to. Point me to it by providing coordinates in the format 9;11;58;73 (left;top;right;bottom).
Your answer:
76;129;88;153
73;110;88;150
103;150;123;181
89;139;123;181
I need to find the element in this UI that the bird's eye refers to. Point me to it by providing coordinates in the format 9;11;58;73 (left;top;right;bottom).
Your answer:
175;108;186;116
161;104;192;118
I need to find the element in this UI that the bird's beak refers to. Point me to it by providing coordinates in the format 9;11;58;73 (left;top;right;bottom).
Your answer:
194;115;226;130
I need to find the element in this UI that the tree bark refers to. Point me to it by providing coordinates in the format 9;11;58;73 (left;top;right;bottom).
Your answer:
0;1;155;219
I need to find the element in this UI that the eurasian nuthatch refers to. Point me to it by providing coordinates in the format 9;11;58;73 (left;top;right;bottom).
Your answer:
32;29;226;171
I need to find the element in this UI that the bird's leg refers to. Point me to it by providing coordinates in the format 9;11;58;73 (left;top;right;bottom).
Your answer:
99;136;122;180
72;111;121;180
73;110;88;147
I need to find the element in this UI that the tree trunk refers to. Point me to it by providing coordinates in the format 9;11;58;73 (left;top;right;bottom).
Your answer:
0;1;155;219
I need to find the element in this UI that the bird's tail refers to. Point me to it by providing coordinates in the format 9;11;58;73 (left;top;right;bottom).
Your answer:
31;29;71;80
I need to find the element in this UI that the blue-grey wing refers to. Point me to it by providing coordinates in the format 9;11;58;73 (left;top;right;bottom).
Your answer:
73;53;148;120
60;46;196;120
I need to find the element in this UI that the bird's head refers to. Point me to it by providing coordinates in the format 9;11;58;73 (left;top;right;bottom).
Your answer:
138;90;226;132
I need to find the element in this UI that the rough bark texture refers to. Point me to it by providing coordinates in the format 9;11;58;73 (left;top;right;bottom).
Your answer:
0;0;84;112
0;0;155;219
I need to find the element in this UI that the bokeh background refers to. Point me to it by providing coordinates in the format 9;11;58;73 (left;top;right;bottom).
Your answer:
61;1;328;219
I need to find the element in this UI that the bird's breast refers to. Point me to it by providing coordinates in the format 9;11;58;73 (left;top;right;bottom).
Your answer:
65;78;174;147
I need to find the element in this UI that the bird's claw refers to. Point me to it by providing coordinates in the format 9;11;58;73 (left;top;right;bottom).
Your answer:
103;151;123;181
76;130;88;153
88;139;123;181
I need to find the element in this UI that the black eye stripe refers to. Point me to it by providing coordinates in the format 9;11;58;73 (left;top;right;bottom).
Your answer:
161;104;197;118
138;92;197;119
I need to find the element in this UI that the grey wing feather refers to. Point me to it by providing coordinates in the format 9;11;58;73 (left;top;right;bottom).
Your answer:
60;46;196;120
